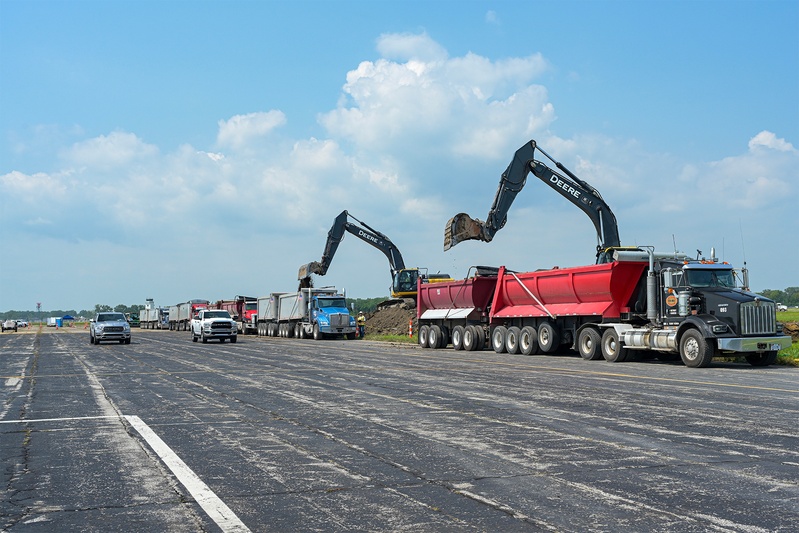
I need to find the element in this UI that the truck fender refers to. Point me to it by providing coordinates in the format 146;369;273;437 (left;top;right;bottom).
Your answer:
599;323;634;337
676;315;718;343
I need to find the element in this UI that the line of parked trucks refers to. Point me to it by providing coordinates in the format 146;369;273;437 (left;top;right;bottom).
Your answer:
144;287;357;341
137;139;791;368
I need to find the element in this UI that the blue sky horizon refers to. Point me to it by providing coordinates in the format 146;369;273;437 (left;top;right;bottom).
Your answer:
1;0;797;312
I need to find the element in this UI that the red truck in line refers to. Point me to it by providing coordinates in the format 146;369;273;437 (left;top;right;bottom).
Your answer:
214;296;258;334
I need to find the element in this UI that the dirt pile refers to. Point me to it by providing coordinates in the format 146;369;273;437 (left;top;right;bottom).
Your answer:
784;322;799;342
364;300;417;337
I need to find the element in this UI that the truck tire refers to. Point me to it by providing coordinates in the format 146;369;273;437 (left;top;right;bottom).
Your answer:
474;326;486;351
491;326;507;353
451;326;465;350
745;351;777;367
418;325;430;348
313;323;323;341
537;322;560;354
192;332;198;342
462;326;476;351
578;327;602;360
679;329;714;368
601;328;629;362
519;326;538;356
428;325;443;349
230;336;237;343
505;326;522;354
201;332;208;343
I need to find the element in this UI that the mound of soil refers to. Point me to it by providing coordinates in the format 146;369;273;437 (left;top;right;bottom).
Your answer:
784;322;799;342
363;300;417;337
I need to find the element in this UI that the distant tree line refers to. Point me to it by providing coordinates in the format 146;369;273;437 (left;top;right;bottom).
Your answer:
759;287;799;307
0;304;146;321
346;297;389;314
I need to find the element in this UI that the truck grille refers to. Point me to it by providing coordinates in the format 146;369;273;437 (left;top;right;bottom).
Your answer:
330;313;349;327
211;322;231;330
740;301;776;335
105;326;123;332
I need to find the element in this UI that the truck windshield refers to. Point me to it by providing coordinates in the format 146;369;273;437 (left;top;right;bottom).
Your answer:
685;269;735;288
245;302;257;311
204;311;231;318
319;298;346;308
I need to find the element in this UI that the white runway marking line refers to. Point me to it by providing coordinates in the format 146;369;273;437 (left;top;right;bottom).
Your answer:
125;415;251;533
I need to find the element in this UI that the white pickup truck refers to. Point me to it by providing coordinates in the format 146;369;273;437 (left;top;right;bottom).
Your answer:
191;309;238;343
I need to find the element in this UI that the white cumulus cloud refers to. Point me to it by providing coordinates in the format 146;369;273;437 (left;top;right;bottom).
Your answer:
216;110;286;150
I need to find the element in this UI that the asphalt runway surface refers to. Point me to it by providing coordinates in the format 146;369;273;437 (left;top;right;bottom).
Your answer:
2;328;798;532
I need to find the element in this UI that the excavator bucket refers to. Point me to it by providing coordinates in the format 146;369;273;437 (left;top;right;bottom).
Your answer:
297;261;323;280
444;213;486;251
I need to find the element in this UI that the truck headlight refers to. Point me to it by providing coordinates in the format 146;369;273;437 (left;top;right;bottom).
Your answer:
712;324;727;333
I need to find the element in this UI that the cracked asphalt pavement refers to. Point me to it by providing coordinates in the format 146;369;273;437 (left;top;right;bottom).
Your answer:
2;328;798;532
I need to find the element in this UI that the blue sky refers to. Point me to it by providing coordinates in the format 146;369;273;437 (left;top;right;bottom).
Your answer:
1;0;797;313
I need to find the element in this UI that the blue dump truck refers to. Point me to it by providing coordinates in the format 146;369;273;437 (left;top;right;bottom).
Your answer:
273;287;357;340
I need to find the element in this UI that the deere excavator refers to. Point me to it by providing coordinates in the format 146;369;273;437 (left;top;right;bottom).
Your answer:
444;139;631;263
298;210;451;301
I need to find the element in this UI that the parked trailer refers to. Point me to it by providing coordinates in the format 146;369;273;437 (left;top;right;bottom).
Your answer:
416;266;498;351
140;299;170;329
255;293;286;337
417;250;791;368
169;299;210;331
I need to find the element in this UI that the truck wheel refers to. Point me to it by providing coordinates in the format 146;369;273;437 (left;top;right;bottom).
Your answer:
519;326;538;356
462;326;475;351
418;325;430;348
474;326;486;351
451;326;465;350
537;322;560;354
505;326;521;354
89;334;94;345
679;330;714;368
230;336;237;343
202;332;208;343
745;351;777;367
578;328;602;360
313;323;323;341
491;326;507;353
601;328;629;362
428;325;443;349
192;332;198;342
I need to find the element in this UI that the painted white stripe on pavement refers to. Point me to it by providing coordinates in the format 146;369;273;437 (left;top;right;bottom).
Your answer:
125;415;251;533
0;415;120;424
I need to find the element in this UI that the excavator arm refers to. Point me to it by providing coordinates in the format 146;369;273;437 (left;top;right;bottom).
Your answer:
444;140;622;263
298;210;407;286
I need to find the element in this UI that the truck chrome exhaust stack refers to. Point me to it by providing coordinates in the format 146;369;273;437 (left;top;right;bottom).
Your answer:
444;213;488;251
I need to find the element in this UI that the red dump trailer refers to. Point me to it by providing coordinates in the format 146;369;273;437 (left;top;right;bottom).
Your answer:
416;266;499;351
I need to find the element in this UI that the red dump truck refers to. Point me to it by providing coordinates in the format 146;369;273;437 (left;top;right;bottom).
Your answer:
214;296;258;334
417;252;790;368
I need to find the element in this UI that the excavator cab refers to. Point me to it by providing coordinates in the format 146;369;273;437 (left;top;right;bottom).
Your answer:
391;268;419;299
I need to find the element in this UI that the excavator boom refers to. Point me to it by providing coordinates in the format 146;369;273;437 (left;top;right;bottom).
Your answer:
298;210;411;294
444;140;621;262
